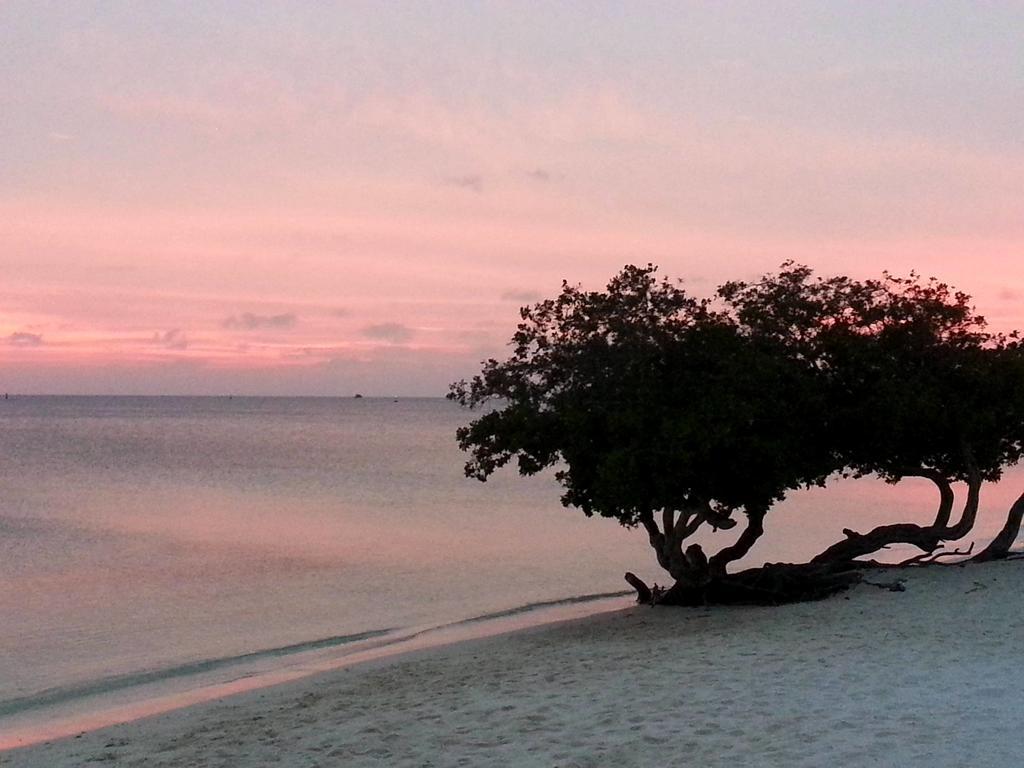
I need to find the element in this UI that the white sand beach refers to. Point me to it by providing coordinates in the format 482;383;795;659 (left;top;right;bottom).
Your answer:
6;561;1024;768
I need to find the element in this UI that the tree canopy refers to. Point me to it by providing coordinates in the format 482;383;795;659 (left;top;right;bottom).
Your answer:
450;264;1024;604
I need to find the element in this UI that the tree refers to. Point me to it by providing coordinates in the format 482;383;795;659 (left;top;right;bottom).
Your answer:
450;266;840;604
449;264;1024;605
721;264;1024;567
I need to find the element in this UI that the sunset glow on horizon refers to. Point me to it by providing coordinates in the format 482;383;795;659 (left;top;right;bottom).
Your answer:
3;2;1022;395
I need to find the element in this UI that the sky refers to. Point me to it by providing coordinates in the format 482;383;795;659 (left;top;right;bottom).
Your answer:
2;1;1022;395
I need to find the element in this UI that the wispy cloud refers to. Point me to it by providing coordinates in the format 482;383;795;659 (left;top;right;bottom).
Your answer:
154;328;189;350
526;168;551;182
500;289;542;303
9;332;43;347
362;322;414;344
223;313;297;330
443;174;483;193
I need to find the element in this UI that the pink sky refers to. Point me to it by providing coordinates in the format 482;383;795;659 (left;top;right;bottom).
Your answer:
2;2;1022;395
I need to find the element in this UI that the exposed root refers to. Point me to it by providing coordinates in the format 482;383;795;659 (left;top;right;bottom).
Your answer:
625;562;862;607
840;543;975;570
624;572;653;604
896;543;973;566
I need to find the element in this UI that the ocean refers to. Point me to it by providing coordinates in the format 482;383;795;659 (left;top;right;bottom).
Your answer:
1;396;1020;744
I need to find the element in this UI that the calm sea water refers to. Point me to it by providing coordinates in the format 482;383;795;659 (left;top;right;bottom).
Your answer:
1;396;1020;742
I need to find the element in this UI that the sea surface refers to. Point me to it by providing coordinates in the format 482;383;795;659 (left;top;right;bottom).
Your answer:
1;396;1021;744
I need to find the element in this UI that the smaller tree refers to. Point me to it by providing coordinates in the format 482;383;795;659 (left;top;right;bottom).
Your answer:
969;341;1024;561
721;264;1024;566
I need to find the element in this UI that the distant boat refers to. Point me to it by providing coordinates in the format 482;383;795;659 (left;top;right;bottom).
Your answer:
353;393;364;399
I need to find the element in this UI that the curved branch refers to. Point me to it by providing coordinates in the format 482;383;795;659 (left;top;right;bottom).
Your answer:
708;508;766;577
638;509;670;574
675;514;703;541
921;471;956;528
811;468;968;565
638;509;663;546
811;522;942;565
671;504;701;541
941;471;981;540
639;509;692;579
892;467;955;527
973;491;1024;562
666;500;736;543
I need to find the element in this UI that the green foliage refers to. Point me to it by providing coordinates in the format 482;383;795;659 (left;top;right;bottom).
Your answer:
721;262;1024;484
449;265;831;527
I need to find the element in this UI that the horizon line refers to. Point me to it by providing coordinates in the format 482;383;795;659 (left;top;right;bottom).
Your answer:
0;393;449;400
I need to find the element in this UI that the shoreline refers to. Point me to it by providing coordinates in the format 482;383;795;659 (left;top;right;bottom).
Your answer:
0;592;634;752
7;561;1024;767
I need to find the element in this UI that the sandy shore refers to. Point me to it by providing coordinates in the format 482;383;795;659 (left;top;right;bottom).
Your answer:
5;561;1024;767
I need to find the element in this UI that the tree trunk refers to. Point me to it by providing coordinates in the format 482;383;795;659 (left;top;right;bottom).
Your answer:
973;492;1024;562
638;510;676;576
639;507;709;582
629;505;775;605
626;504;861;606
650;562;861;606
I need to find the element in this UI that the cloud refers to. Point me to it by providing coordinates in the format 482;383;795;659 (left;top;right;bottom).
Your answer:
330;307;350;318
526;168;551;182
998;289;1020;302
443;174;483;192
9;332;43;347
362;322;415;344
223;312;297;330
500;289;543;303
154;328;189;350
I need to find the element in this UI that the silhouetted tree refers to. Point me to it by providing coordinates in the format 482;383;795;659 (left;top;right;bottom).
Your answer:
722;264;1024;566
450;264;1024;605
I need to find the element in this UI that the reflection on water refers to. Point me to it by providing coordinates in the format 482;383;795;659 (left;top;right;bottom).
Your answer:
0;397;648;710
0;396;1021;737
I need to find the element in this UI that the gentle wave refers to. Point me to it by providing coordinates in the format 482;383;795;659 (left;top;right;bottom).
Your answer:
0;589;633;721
433;589;634;628
0;627;395;718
